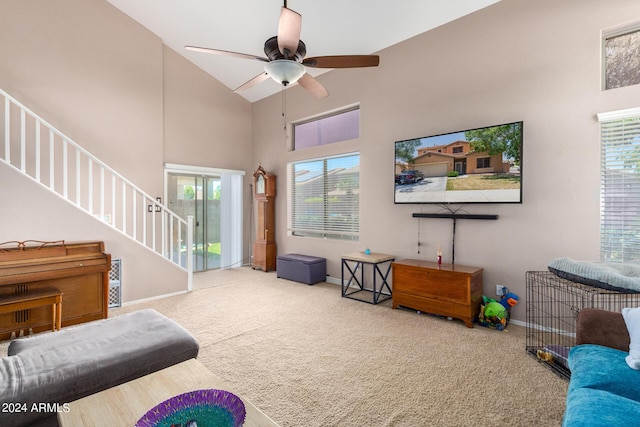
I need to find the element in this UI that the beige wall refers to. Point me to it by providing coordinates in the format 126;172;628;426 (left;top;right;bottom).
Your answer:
1;0;640;321
252;0;640;321
163;47;252;171
162;46;254;265
0;0;252;302
0;165;187;302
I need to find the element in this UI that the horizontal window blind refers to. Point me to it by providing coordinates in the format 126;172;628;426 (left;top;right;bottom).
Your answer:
288;153;359;241
600;111;640;261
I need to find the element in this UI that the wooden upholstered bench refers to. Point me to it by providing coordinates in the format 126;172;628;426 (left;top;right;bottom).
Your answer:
0;287;62;335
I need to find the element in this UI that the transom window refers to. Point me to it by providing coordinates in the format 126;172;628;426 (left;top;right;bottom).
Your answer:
603;26;640;90
288;153;359;241
293;107;359;150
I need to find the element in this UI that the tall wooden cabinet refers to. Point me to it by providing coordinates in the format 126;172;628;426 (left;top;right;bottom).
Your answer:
392;259;483;328
252;165;277;272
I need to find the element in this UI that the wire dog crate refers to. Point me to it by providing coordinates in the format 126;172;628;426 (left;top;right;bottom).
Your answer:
526;271;640;379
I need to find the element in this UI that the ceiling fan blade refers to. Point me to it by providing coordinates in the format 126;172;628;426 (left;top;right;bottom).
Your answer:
298;73;329;98
185;45;269;62
277;7;302;58
303;55;380;68
233;72;271;93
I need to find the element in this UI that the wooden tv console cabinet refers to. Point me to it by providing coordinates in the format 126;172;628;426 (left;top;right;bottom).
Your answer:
391;259;483;328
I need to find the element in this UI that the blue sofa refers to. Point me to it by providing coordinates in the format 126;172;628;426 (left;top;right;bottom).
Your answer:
563;308;640;426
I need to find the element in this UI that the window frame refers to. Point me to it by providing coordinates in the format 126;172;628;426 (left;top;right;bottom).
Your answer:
597;107;640;261
602;24;640;90
287;152;360;241
291;105;360;151
477;157;491;169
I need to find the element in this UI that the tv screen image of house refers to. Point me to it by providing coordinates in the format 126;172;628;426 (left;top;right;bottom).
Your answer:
394;121;523;204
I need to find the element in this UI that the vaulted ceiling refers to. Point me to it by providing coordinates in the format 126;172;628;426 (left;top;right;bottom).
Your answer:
106;0;500;102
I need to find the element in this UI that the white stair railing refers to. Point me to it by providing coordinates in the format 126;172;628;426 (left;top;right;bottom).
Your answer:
0;88;193;288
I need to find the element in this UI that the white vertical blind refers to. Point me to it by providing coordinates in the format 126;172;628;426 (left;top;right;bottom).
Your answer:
220;173;243;268
288;153;359;240
599;108;640;261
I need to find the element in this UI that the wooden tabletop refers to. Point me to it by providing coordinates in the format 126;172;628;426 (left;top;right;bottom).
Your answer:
392;258;483;274
58;358;279;427
342;252;395;264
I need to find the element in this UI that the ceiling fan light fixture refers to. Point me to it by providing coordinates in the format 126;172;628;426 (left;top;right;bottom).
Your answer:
264;60;305;86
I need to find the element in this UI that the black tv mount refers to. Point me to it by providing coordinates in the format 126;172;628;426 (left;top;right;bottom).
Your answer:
412;212;498;264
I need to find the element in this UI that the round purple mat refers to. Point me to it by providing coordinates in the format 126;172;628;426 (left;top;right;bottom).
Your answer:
135;389;246;427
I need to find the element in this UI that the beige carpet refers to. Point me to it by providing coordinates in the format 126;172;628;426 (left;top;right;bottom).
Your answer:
115;267;567;426
2;267;568;426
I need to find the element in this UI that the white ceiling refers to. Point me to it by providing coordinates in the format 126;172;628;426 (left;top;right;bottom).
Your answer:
105;0;500;103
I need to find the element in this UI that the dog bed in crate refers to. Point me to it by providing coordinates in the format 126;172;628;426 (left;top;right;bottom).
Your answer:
548;258;640;293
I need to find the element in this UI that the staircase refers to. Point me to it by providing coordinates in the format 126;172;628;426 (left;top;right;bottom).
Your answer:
0;88;194;289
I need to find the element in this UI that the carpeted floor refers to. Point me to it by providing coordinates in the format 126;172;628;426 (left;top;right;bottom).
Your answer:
110;267;567;426
0;266;568;426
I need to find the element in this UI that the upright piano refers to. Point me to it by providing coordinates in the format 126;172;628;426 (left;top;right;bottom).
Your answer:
0;241;111;340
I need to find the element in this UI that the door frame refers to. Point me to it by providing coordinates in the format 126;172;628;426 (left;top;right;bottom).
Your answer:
164;163;245;273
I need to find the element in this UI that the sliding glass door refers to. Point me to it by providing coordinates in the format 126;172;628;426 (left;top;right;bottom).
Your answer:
167;173;221;272
165;163;244;273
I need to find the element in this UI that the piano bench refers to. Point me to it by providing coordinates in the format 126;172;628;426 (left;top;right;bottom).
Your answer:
0;287;62;334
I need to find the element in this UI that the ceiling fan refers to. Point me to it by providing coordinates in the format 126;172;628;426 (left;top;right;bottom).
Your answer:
185;1;380;99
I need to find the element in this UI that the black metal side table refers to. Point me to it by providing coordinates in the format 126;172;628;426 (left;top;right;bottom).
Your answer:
341;252;395;304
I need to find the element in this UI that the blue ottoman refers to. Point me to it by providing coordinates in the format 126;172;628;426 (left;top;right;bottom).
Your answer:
277;254;326;285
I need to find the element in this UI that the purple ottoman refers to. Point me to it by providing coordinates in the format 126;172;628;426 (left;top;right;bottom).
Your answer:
277;254;326;285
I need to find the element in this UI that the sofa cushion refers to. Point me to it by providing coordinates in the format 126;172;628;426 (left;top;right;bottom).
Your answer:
0;356;22;404
8;309;199;402
568;344;640;402
576;308;629;351
563;387;640;427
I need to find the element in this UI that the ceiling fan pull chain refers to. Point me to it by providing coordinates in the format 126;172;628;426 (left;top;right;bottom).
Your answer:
282;84;287;131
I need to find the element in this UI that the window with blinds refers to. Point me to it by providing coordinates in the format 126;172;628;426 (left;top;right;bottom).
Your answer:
599;108;640;261
288;153;359;241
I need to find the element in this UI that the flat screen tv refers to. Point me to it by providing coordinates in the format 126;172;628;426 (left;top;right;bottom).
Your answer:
394;121;523;204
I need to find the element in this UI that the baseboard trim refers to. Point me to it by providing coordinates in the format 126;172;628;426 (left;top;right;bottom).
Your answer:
325;276;341;286
121;290;189;307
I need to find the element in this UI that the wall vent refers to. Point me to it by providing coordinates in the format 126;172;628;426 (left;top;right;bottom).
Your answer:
109;258;122;308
